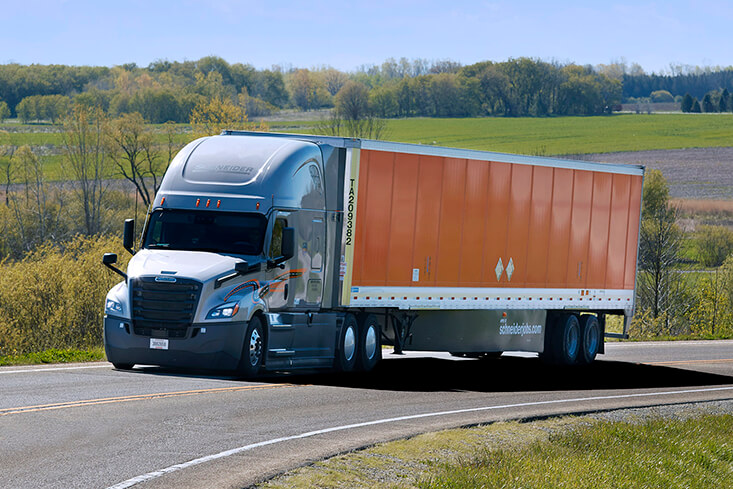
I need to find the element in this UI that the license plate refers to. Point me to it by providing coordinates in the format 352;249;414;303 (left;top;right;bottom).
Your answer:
150;338;169;350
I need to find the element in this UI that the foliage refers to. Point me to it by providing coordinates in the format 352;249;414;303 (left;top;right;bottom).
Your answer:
62;105;110;235
0;347;105;366
315;81;387;139
0;101;9;122
0;234;129;356
636;170;687;331
650;89;674;103
105;112;186;207
695;225;733;267
681;93;694;112
687;269;733;337
15;94;70;124
623;66;733;100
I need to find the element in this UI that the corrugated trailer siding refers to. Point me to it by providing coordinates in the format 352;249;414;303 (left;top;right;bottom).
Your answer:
525;166;554;287
624;176;643;289
460;160;491;285
352;149;642;292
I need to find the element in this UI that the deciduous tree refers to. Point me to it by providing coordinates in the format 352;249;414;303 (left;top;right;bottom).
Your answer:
61;105;109;235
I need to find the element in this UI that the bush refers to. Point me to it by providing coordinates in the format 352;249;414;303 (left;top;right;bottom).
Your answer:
695;225;733;267
0;234;129;356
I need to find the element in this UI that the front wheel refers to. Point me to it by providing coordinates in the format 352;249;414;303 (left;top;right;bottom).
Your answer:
238;316;264;377
356;314;381;372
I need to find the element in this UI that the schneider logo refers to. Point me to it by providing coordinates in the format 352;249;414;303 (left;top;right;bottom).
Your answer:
215;164;254;175
498;319;542;336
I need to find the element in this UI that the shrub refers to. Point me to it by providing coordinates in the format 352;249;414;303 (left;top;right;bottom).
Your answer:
0;234;129;356
695;225;733;267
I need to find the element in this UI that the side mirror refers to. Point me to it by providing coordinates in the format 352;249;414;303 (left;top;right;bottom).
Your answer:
281;227;295;261
123;219;135;255
102;252;127;280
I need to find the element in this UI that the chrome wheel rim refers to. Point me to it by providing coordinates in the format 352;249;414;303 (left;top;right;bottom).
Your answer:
343;326;356;362
364;325;377;360
249;328;262;366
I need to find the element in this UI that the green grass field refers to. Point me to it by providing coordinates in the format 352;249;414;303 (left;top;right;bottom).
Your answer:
271;113;733;155
3;113;733;182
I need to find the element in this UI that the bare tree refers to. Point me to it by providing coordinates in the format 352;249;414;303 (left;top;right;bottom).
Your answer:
636;169;689;335
105;112;162;208
0;143;15;206
61;105;108;235
9;146;64;251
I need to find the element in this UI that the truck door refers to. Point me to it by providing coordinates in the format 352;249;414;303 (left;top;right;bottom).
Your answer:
263;213;295;364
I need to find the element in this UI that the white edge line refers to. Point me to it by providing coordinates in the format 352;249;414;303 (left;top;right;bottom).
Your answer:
106;386;733;489
0;364;110;374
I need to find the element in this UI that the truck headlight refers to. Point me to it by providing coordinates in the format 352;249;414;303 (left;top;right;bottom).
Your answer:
206;302;240;319
105;299;123;315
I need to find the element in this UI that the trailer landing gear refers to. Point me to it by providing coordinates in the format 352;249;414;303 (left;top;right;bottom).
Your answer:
389;313;417;355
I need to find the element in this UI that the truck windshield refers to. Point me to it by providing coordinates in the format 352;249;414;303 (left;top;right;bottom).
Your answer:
143;209;267;256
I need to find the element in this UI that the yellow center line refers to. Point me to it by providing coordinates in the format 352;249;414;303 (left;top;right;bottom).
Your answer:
647;359;733;366
0;383;297;417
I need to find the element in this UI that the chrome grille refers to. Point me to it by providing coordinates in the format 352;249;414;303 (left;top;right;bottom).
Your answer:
131;277;202;338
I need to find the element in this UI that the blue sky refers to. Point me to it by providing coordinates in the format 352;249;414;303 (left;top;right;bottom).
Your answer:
3;0;731;73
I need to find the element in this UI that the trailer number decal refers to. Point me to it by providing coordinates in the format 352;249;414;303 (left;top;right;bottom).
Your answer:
345;179;356;246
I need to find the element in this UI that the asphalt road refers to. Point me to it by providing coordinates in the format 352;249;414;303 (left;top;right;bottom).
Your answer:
1;340;732;489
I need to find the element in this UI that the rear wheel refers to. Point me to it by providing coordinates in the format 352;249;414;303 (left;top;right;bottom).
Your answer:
335;314;358;372
238;316;264;377
579;315;601;364
552;314;580;365
356;314;381;372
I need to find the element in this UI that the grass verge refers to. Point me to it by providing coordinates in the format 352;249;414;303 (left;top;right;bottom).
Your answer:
0;347;105;366
261;407;733;489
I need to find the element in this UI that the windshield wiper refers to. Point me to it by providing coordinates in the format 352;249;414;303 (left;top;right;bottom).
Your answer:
147;243;170;249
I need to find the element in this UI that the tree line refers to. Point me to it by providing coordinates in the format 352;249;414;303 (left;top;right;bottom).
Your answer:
0;56;626;123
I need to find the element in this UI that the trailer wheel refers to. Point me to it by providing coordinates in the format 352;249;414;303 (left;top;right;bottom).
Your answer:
356;313;381;372
552;314;580;365
335;314;358;372
579;315;601;364
238;316;264;377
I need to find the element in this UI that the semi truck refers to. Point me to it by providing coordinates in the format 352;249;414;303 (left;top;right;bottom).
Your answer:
102;131;644;375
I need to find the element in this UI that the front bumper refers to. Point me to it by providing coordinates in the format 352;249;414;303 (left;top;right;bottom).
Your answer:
103;315;248;371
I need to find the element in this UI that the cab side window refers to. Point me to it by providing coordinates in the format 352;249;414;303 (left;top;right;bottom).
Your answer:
269;218;287;258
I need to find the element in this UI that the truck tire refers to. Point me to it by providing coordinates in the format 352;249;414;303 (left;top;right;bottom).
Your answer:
579;315;601;364
334;314;358;372
238;316;264;377
355;313;381;372
552;314;580;365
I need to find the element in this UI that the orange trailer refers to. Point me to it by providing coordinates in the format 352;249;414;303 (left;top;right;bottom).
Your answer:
338;139;643;364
